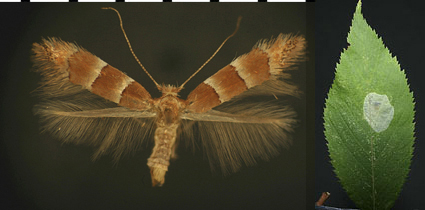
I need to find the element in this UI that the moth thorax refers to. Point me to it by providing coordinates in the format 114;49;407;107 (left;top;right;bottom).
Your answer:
156;96;182;125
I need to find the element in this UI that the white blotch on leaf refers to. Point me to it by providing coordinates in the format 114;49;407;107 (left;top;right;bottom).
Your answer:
363;92;394;133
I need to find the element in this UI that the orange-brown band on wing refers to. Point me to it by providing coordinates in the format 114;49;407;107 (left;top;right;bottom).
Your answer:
68;50;107;89
231;48;270;88
69;49;152;109
205;65;248;103
119;82;152;110
186;83;221;113
90;65;135;104
187;65;249;113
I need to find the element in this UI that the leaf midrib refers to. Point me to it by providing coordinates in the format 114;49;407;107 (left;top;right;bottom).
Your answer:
370;135;376;210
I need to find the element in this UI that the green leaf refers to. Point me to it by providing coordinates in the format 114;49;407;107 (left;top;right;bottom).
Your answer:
323;1;415;210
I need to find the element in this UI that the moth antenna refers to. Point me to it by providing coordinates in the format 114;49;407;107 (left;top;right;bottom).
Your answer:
179;16;242;89
102;7;160;89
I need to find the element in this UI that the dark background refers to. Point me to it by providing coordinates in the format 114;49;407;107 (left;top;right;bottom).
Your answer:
316;0;425;209
0;3;313;210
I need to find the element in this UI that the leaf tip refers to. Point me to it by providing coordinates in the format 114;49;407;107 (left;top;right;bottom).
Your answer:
356;0;362;13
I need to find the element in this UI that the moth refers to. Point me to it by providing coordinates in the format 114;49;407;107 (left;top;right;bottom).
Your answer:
32;8;306;187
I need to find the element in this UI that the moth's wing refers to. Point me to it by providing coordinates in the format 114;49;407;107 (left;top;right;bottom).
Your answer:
35;103;157;161
182;34;305;173
32;37;153;111
186;34;306;113
32;38;156;161
181;102;296;174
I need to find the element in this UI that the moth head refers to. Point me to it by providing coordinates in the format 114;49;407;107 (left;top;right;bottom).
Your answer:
158;84;181;97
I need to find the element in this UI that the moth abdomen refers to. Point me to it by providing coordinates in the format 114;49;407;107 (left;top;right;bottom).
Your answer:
147;124;179;187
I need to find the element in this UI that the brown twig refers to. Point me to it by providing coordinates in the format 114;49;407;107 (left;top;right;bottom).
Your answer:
315;192;331;206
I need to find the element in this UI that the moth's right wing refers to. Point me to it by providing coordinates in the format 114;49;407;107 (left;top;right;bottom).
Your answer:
185;34;305;113
180;102;297;174
32;38;156;161
181;34;305;174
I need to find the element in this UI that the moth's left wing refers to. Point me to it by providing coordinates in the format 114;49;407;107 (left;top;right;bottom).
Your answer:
32;38;156;161
34;101;157;161
32;38;153;111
